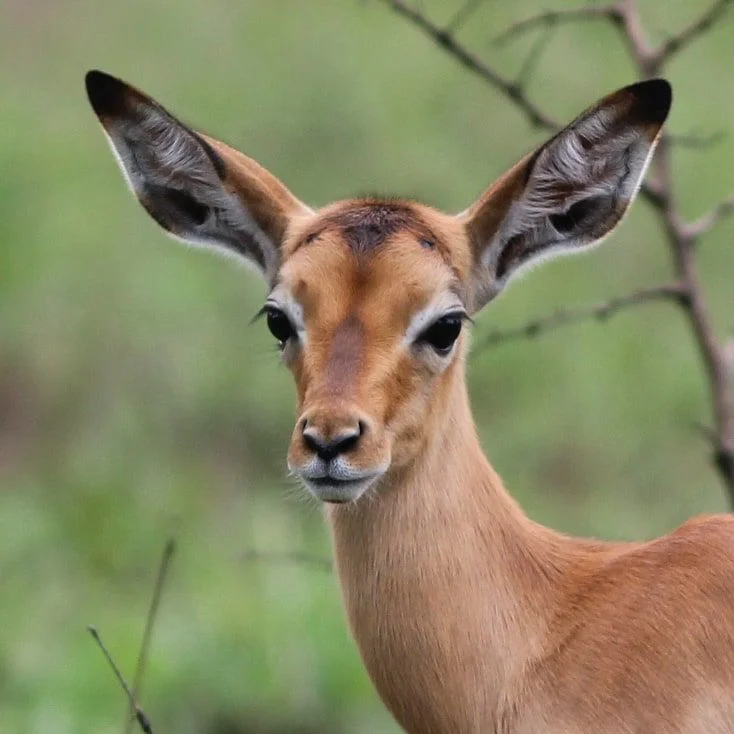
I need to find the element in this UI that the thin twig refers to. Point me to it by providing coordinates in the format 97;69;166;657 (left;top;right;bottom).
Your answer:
682;194;734;239
724;334;734;377
645;129;734;500
379;0;663;206
381;0;734;502
668;130;726;150
124;538;176;734
493;4;622;46
614;0;655;73
379;0;558;130
474;283;685;352
445;0;486;33
652;0;734;68
515;25;557;92
241;550;332;572
87;626;154;734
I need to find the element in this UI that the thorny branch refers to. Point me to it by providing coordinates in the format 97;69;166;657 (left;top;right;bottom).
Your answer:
654;0;734;67
668;130;726;150
376;0;665;205
379;0;557;130
683;194;734;239
380;0;734;502
445;0;486;33
492;4;623;45
473;284;685;352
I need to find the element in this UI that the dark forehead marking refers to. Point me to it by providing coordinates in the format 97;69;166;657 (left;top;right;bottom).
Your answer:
315;200;438;255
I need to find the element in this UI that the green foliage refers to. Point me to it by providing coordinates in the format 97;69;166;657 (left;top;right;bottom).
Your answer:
0;0;732;731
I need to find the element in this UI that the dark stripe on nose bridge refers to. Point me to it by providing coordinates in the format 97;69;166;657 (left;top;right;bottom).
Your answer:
325;316;364;395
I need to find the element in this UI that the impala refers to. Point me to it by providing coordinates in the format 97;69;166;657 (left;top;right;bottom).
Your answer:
86;70;734;733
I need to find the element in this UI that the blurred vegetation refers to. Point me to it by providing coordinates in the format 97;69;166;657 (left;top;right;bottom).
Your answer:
1;0;732;731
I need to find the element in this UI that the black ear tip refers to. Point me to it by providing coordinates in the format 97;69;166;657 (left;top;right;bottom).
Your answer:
626;78;673;124
85;69;130;117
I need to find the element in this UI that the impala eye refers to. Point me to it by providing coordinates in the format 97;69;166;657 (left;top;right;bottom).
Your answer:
265;307;295;346
418;314;464;355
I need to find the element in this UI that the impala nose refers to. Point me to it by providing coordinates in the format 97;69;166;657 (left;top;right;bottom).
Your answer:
301;420;364;462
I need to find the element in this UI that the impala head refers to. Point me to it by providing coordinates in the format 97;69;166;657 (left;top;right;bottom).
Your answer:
86;70;671;503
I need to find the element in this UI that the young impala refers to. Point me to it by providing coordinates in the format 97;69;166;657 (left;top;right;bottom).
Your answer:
86;70;734;733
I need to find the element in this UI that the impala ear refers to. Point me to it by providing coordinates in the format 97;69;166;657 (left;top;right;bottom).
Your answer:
459;79;672;312
85;70;311;280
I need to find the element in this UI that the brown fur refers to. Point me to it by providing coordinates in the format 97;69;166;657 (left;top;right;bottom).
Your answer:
87;73;734;733
319;200;433;254
284;203;734;733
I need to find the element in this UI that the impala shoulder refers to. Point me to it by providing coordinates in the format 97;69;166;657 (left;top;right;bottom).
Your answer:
669;513;734;553
674;512;734;533
619;513;734;570
602;513;734;591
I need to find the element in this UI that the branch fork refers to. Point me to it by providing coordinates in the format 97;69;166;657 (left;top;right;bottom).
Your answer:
381;0;734;501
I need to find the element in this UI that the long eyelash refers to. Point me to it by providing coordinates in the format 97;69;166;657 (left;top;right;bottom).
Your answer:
450;310;474;325
250;302;282;326
436;310;473;327
249;306;269;326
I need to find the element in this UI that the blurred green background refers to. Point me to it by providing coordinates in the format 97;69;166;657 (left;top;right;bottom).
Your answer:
1;0;732;731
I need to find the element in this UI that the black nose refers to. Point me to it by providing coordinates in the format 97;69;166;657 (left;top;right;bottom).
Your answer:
302;423;363;462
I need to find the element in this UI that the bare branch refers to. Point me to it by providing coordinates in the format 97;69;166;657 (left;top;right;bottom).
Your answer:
381;0;734;501
514;25;556;92
667;130;726;150
618;0;656;71
493;4;622;46
651;127;734;500
242;549;332;572
682;194;734;240
379;0;558;130
724;334;734;379
474;283;685;352
652;0;734;67
716;445;734;487
379;0;662;207
88;626;154;734
445;0;486;33
124;538;176;734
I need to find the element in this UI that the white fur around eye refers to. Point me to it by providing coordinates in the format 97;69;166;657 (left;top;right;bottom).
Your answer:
403;293;465;348
267;289;307;345
403;294;466;375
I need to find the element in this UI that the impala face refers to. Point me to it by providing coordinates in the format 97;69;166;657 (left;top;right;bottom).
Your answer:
275;201;472;501
85;70;671;503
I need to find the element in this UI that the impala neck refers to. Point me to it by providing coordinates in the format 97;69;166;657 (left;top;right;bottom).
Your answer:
327;362;574;692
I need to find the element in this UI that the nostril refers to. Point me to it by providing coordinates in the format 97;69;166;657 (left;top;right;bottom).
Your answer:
302;427;321;455
357;419;367;436
302;424;362;462
334;430;360;455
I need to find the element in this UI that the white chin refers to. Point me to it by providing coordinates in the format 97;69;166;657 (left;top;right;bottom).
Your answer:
304;477;376;504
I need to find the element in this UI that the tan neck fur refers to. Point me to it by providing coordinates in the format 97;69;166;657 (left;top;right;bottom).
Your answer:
326;360;579;731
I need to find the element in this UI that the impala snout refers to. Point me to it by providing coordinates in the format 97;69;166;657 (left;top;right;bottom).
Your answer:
288;407;388;503
302;420;363;461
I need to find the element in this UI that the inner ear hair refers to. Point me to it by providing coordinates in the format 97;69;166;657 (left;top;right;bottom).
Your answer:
461;79;672;310
86;69;313;279
141;183;213;230
549;196;610;234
